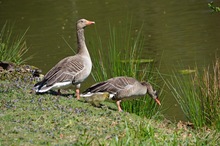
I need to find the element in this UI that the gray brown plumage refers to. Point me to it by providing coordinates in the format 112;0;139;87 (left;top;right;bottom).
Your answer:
83;76;161;111
34;19;95;99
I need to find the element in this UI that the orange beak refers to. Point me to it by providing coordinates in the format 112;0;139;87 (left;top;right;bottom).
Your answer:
155;98;161;105
86;20;95;26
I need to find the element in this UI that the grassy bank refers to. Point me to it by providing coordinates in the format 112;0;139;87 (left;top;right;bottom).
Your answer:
0;72;220;145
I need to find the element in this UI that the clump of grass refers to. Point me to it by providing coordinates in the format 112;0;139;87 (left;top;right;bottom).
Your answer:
199;59;220;129
0;22;30;65
110;119;220;146
90;22;162;118
162;58;220;130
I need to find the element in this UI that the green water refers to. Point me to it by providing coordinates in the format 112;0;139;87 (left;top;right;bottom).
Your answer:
1;0;220;120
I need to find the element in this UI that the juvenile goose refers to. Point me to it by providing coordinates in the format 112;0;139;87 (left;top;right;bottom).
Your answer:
34;19;95;99
83;92;110;107
82;76;161;112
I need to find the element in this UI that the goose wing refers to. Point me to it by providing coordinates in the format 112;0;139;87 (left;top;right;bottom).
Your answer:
84;76;137;94
40;55;85;86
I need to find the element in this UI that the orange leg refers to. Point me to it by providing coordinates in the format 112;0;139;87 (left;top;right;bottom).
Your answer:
57;89;61;95
116;100;123;112
76;88;80;100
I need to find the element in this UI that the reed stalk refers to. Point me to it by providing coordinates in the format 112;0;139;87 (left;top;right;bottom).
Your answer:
162;59;220;130
0;22;30;64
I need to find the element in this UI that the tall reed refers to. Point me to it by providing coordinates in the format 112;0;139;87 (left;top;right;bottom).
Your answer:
0;22;30;64
162;59;220;130
90;23;161;118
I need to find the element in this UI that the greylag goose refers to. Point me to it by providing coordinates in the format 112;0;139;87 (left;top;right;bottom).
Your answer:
82;76;161;112
34;19;95;99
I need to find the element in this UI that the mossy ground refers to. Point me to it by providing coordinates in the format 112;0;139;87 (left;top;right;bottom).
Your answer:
0;66;219;145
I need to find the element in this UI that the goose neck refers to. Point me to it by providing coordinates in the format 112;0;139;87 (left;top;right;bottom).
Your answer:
76;29;89;56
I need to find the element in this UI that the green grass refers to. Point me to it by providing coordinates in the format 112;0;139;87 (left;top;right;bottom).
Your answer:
161;58;220;131
89;23;162;118
0;22;30;65
0;74;219;145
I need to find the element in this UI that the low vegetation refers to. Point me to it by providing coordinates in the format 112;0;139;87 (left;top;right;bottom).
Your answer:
0;22;30;65
162;59;220;131
0;72;219;145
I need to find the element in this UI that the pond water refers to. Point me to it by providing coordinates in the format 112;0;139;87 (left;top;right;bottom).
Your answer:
1;0;220;121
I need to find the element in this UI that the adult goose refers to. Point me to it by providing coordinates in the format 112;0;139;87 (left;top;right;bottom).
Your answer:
82;76;161;112
34;19;95;99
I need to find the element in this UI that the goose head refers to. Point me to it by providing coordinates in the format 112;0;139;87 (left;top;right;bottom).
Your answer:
77;19;95;29
141;82;161;105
